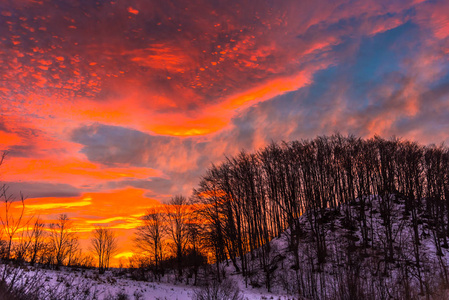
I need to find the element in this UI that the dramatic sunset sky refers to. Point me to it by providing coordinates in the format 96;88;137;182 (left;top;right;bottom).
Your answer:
1;0;449;259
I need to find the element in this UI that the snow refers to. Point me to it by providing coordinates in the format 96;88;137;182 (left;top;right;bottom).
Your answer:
5;266;294;299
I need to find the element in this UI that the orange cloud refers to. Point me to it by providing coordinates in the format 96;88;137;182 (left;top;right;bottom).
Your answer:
24;198;92;212
128;7;139;15
1;157;163;187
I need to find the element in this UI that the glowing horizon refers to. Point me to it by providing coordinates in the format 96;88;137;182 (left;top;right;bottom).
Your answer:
1;0;449;261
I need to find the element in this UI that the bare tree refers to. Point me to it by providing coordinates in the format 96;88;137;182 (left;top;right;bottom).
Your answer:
91;226;118;274
0;189;26;262
14;221;33;262
0;152;29;264
67;235;81;267
134;208;166;280
165;195;190;279
29;218;46;265
49;214;78;268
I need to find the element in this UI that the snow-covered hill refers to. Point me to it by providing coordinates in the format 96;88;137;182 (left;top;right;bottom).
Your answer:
224;195;449;299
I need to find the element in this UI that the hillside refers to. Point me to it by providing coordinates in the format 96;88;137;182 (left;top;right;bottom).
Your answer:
192;136;449;299
225;194;449;299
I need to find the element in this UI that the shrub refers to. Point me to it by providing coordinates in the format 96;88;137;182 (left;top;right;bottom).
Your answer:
193;279;243;300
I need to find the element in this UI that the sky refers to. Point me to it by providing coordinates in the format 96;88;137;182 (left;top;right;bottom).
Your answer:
1;0;449;260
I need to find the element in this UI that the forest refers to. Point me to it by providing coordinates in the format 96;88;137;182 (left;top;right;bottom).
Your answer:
1;134;449;299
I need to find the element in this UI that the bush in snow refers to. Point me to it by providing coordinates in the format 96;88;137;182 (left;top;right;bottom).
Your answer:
193;279;243;300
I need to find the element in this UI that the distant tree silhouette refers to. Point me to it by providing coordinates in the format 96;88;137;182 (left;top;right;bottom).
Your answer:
90;226;118;274
49;214;78;268
134;208;166;280
28;218;46;265
165;195;190;280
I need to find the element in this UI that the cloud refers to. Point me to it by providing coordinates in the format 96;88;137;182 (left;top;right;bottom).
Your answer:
69;122;256;198
220;16;449;146
4;181;81;199
71;123;171;167
105;177;174;196
0;0;424;137
0;155;164;191
2;0;449;259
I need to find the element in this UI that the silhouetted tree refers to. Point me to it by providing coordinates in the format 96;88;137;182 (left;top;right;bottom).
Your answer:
49;214;78;268
134;208;166;280
91;226;118;274
165;195;190;280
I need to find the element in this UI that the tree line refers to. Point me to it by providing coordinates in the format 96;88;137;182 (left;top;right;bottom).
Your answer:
0;151;118;273
191;134;449;296
2;135;449;297
130;134;449;297
0;205;118;274
131;195;205;284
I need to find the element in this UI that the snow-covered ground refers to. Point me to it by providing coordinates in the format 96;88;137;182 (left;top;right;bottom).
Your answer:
6;265;294;300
